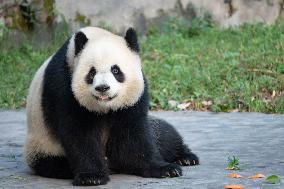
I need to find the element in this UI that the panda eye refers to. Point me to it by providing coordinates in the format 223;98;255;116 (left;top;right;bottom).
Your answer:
85;67;96;84
112;68;119;74
111;65;125;83
111;65;120;75
89;67;96;77
90;70;96;77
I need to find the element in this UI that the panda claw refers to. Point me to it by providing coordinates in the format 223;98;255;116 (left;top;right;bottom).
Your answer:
176;169;181;176
166;172;170;177
173;169;178;176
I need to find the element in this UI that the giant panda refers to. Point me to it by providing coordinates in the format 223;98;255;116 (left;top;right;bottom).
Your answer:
25;27;199;186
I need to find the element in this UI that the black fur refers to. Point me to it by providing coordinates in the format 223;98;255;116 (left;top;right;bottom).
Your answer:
85;67;96;84
30;153;73;179
74;31;88;56
111;65;125;83
124;28;139;53
32;31;199;186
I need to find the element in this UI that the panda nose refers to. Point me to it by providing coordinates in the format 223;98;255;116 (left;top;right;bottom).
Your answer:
95;85;110;92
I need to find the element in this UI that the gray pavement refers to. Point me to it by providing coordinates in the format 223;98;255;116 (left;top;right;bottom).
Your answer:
0;110;283;189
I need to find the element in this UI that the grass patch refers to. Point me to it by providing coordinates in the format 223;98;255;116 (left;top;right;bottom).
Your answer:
0;19;283;113
142;19;284;113
0;26;69;109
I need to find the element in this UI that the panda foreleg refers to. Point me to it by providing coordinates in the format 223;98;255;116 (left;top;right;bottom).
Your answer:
56;119;110;186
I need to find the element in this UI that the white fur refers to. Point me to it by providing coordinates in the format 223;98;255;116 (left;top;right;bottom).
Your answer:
71;27;144;113
66;35;75;70
92;72;120;97
67;27;115;69
25;56;65;164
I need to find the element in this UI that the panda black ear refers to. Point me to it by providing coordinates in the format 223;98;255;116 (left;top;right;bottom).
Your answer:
74;31;88;56
124;28;139;53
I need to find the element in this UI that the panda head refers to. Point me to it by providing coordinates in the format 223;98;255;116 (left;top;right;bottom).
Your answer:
67;27;144;113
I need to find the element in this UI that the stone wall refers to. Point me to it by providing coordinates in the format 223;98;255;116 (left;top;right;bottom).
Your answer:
55;0;284;32
188;0;284;27
0;0;54;31
1;0;284;33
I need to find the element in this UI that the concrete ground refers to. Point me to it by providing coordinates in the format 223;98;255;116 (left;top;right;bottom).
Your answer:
0;110;283;189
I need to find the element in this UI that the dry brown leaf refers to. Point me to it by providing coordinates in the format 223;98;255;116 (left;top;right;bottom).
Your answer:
271;90;276;98
202;100;212;106
168;100;178;107
248;173;265;179
177;102;191;110
229;109;239;113
227;173;242;178
224;185;244;189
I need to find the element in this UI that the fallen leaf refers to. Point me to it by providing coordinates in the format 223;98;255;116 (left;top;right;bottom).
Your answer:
168;100;178;107
271;90;276;98
229;109;240;113
177;102;191;110
202;100;212;106
248;173;265;179
227;173;242;178
265;175;281;184
224;184;244;189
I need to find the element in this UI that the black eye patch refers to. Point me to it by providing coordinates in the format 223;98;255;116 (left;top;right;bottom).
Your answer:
85;67;96;84
111;65;125;83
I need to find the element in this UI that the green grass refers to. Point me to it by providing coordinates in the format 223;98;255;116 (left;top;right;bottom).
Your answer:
0;26;69;109
226;156;240;170
142;19;284;113
0;19;284;113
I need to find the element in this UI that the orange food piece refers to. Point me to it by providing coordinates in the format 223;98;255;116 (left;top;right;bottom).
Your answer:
224;185;244;189
227;173;242;178
248;173;265;179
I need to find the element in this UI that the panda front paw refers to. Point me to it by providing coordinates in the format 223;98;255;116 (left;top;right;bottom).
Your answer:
72;172;110;186
147;163;182;178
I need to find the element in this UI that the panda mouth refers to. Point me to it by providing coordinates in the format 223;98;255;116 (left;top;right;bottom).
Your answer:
93;94;117;101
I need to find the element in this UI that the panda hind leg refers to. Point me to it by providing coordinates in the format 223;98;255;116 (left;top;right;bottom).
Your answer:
150;117;199;166
30;153;73;179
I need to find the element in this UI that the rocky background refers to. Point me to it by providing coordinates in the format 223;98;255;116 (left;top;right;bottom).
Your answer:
1;0;284;33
